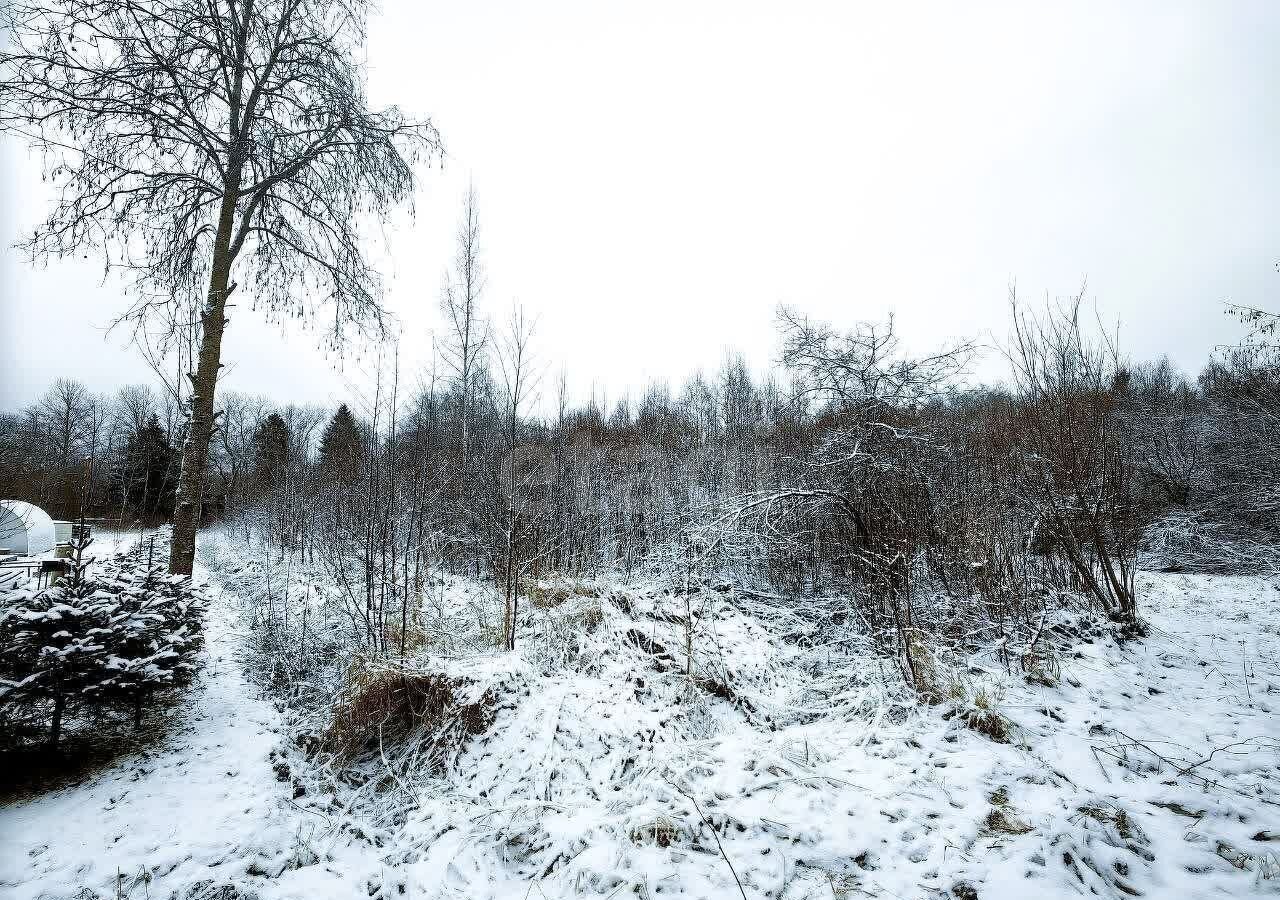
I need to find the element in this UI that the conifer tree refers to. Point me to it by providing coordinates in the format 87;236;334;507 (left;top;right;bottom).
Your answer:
113;415;178;519
252;414;291;491
318;404;365;483
0;534;206;747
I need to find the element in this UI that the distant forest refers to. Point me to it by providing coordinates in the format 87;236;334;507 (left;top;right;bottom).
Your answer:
4;290;1278;660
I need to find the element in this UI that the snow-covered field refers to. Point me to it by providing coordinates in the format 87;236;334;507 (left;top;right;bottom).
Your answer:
2;549;1278;900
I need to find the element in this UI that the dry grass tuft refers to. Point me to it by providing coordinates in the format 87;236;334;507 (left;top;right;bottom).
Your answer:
630;816;681;848
902;631;945;703
1021;647;1060;687
382;617;431;656
522;577;600;610
984;806;1033;835
325;658;495;761
1077;802;1142;842
946;679;1013;743
695;675;736;702
962;703;1012;743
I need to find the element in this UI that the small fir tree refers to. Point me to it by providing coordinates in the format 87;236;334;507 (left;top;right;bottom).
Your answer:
0;532;207;746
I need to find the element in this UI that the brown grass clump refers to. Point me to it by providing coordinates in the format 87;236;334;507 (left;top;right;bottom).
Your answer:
695;675;735;702
984;807;1033;835
325;659;495;762
945;680;1013;743
382;618;431;656
961;702;1012;743
1077;802;1143;842
630;816;681;848
902;632;945;703
1021;647;1060;687
522;577;600;609
982;783;1032;835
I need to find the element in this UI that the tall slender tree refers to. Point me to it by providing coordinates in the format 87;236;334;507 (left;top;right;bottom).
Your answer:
0;0;440;573
495;305;539;650
439;185;489;473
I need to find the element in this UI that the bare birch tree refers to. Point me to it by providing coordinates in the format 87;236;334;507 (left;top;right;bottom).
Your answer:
439;184;489;473
0;0;440;573
495;304;539;650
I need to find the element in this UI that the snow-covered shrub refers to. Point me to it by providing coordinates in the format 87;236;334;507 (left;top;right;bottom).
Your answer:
0;581;116;746
0;543;207;747
90;560;208;727
1141;509;1280;576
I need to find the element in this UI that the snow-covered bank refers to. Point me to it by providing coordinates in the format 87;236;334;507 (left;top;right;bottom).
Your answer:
3;552;1278;899
309;571;1280;900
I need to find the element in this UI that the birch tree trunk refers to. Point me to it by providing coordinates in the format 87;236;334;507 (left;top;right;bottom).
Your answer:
169;227;235;573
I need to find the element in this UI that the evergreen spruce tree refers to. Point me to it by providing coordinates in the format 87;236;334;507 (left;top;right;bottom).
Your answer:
252;414;291;491
93;552;207;728
0;581;113;746
0;532;206;747
113;415;178;519
318;404;365;483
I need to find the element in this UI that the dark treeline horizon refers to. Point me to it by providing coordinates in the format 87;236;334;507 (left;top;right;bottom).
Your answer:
0;304;1234;524
0;300;1269;532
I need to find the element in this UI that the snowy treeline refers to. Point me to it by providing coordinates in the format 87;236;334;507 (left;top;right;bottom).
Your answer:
0;380;330;525
166;298;1278;670
4;297;1278;673
0;380;185;523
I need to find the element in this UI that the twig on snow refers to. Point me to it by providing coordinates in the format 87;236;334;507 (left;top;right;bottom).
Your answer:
670;782;749;900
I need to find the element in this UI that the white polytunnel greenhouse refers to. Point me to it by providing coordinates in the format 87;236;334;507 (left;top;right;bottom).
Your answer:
0;501;56;556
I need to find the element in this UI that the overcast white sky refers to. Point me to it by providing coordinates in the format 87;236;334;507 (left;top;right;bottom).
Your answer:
2;0;1277;413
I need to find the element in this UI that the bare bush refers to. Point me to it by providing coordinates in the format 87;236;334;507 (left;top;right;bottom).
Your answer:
1005;292;1142;623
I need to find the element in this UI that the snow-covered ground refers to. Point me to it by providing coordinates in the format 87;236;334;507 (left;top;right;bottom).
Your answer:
2;558;1278;899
